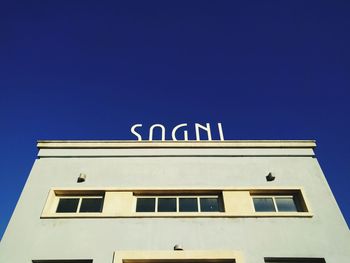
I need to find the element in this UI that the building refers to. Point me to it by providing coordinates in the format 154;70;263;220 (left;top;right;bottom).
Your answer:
0;140;349;263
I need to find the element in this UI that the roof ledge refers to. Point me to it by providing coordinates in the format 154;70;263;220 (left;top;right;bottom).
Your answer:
36;140;316;149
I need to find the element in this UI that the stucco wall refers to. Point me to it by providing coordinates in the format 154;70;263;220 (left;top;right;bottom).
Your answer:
0;146;349;263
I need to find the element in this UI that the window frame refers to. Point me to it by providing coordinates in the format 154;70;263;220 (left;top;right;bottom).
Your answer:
135;194;224;213
251;191;307;213
32;261;93;263
41;189;106;217
113;250;244;263
41;188;312;218
252;195;298;212
56;195;104;214
264;257;326;263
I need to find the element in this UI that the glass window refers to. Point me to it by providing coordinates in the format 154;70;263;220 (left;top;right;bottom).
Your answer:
135;195;222;213
253;194;304;213
265;258;326;263
56;198;79;213
179;198;198;212
158;198;177;212
253;198;276;212
79;198;104;213
275;197;298;212
136;198;156;212
200;197;220;212
33;261;93;263
56;196;104;214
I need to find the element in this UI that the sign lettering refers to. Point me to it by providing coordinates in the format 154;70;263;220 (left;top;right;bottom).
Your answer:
131;123;224;141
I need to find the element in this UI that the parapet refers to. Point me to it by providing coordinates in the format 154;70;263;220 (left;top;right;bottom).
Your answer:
36;140;316;158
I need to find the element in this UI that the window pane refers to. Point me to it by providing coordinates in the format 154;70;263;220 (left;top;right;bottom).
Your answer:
200;197;219;212
265;258;326;263
136;198;156;212
79;198;103;212
275;197;298;212
253;198;276;212
158;198;177;212
56;198;79;213
33;261;93;263
179;198;198;212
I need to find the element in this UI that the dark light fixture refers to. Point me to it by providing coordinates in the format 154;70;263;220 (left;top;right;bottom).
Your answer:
266;172;275;182
174;244;183;251
77;173;86;183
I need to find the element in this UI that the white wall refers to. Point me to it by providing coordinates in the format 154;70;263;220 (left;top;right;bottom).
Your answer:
0;146;349;263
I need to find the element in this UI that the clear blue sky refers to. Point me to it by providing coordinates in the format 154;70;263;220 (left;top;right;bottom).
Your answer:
0;1;349;238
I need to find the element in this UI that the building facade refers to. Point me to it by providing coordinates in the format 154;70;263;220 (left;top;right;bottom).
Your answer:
0;140;349;263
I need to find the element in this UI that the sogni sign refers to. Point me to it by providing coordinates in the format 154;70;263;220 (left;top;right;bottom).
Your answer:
131;123;224;141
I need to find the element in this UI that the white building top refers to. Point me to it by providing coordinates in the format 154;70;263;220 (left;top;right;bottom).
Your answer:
36;140;316;158
37;140;316;149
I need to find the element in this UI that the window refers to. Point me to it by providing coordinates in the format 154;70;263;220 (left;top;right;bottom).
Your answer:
136;195;224;213
252;194;305;212
264;258;326;263
113;250;242;263
33;261;93;263
42;188;311;218
56;195;104;213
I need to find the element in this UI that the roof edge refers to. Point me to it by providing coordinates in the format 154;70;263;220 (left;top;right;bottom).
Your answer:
36;140;317;149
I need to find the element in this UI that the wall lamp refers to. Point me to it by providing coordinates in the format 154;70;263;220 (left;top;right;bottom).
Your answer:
77;173;86;183
174;244;184;251
266;172;275;182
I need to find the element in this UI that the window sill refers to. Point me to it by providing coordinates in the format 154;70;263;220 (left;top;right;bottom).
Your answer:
41;212;313;218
